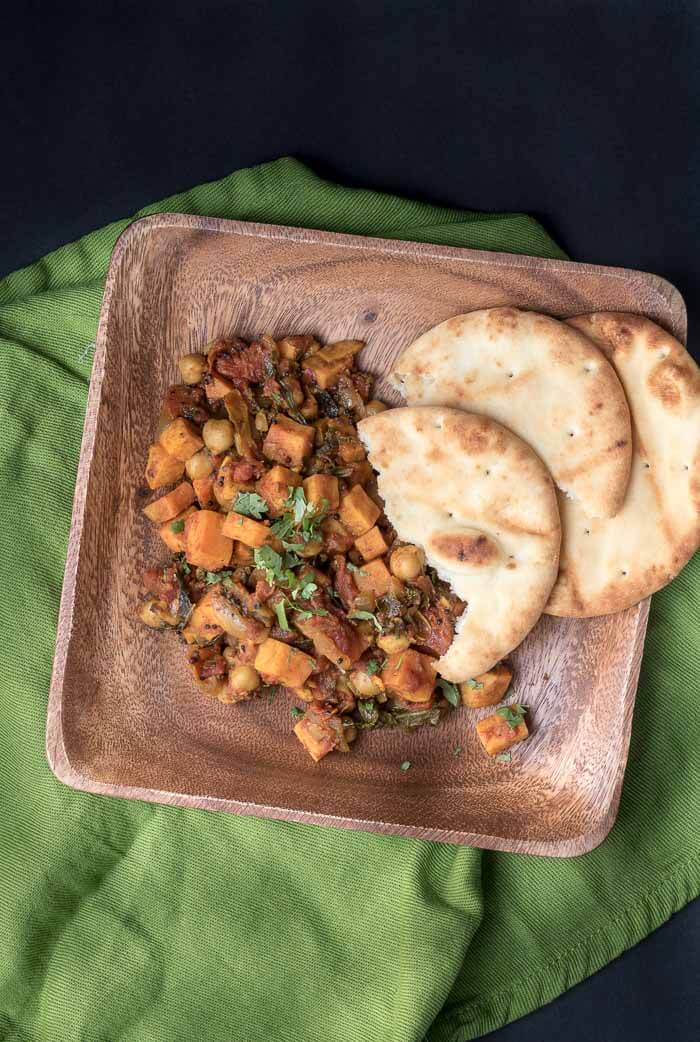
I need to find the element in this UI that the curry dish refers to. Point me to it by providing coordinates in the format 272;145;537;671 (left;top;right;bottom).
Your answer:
138;334;527;762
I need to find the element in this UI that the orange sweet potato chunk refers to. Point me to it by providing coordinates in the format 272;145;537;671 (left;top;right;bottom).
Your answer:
221;512;275;548
143;482;196;523
158;417;204;461
185;510;233;570
159;506;197;552
145;443;185;489
354;526;388;562
339;485;380;537
381;649;436;703
254;638;316;687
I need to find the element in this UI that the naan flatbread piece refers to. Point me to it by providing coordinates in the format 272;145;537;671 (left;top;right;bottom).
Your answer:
546;312;700;616
390;307;632;518
358;407;561;680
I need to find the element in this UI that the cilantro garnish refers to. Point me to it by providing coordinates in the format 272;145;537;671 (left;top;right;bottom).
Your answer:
170;519;185;534
204;569;233;584
437;678;460;707
453;746;462;757
275;600;290;631
233;491;269;519
366;659;381;675
467;678;484;690
495;704;527;729
291;706;304;721
349;610;383;631
496;752;512;762
357;699;379;726
400;760;412;771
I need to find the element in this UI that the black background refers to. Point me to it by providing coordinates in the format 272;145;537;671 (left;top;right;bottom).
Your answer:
2;1;698;1039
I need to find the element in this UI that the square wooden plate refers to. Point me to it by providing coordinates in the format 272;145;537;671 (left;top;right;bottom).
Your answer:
47;214;686;856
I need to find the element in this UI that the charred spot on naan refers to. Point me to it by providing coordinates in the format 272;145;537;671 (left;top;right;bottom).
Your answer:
427;530;502;570
647;357;700;412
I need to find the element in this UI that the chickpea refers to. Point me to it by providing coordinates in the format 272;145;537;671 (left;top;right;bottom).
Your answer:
185;448;214;481
229;665;261;693
202;418;235;454
222;646;237;666
390;544;425;582
365;399;388;417
353;591;376;613
349;670;384;699
178;353;207;385
377;633;411;654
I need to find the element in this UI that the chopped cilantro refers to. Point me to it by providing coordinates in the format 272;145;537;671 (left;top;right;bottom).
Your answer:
291;706;304;721
254;545;286;581
170;519;185;534
400;760;412;771
274;600;290;631
286;486;308;524
366;659;381;675
437;679;460;707
233;491;269;519
467;678;484;690
453;745;462;757
204;570;233;584
495;704;527;729
496;752;512;762
293;606;329;621
349;610;383;631
357;699;379;726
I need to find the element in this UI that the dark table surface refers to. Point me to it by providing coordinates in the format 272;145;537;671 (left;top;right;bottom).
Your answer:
3;2;698;1039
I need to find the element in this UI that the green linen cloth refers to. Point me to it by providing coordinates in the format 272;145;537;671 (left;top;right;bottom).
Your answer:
0;157;697;1042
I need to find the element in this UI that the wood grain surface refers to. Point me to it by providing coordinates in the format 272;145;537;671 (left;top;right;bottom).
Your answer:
47;215;685;856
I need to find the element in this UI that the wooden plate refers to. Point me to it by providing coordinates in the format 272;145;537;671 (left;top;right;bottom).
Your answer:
47;214;686;856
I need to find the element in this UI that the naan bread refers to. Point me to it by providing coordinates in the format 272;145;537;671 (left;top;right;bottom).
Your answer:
358;407;561;681
546;313;700;616
390;307;632;518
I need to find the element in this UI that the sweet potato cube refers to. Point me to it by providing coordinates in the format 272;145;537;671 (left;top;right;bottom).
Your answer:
204;372;234;401
145;443;185;489
305;340;364;390
303;473;340;512
381;649;436;703
339;485;380;537
185;510;233;570
262;416;315;468
461;663;513;708
158;417;204;461
476;712;528;756
293;704;339;762
159;506;197;551
222;512;274;548
254;638;316;687
354;526;388;562
143;481;196;523
193;474;217;509
232;541;254;564
353;558;392;597
257;465;303;515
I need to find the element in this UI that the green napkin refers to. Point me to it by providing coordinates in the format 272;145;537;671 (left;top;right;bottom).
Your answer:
0;157;697;1042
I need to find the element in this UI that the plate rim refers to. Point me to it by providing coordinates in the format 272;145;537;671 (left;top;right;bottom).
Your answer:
48;212;680;856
